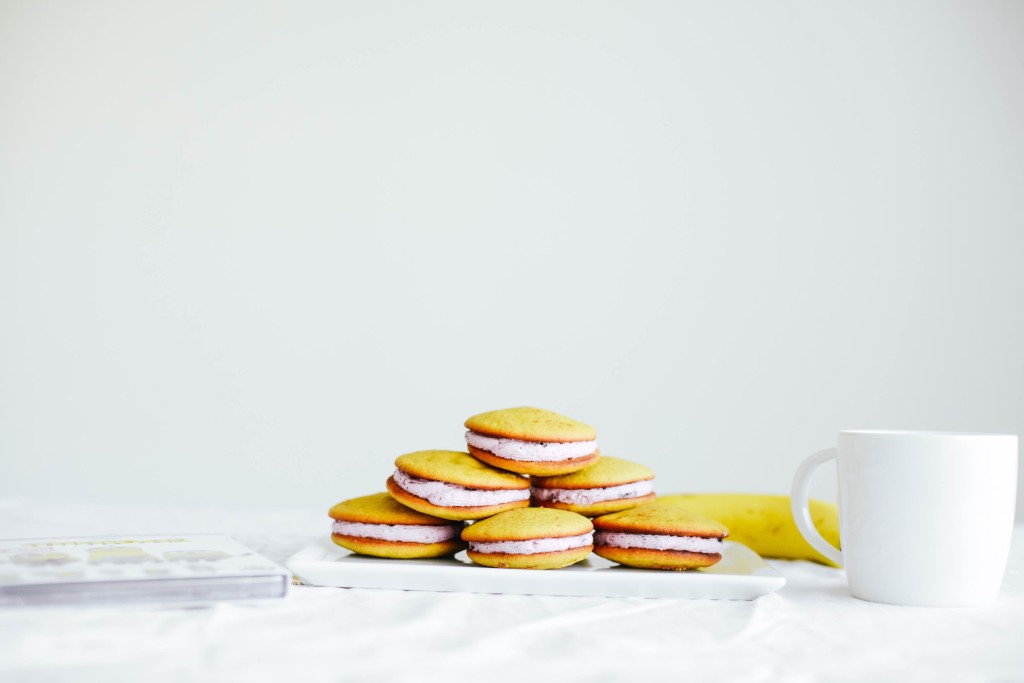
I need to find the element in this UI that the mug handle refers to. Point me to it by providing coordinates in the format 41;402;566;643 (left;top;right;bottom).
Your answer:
791;448;844;567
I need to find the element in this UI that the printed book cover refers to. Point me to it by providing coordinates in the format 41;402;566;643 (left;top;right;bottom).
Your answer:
0;534;290;606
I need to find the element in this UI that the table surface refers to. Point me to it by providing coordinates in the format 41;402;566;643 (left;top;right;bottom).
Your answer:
1;498;1022;683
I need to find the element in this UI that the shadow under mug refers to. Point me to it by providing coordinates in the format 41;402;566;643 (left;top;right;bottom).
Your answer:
791;430;1018;607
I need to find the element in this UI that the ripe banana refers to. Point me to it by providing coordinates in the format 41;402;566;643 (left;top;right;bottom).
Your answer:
655;493;842;567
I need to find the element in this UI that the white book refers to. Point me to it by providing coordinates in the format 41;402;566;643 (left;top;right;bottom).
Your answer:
0;534;290;606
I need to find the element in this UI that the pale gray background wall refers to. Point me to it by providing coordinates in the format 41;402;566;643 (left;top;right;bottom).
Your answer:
2;1;1022;517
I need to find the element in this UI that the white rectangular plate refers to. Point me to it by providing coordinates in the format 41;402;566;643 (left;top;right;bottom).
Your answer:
286;539;784;600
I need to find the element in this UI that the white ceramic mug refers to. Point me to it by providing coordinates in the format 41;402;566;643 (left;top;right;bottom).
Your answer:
791;430;1018;606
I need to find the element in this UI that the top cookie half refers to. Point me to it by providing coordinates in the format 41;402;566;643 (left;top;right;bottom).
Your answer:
465;406;596;443
593;502;729;539
329;492;456;526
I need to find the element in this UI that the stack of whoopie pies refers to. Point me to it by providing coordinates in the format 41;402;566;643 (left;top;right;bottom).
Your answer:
328;406;728;571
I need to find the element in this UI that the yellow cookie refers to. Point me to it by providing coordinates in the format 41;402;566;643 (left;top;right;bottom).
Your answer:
329;492;465;559
462;507;594;569
531;456;656;516
465;406;597;442
387;450;530;521
592;503;728;570
464;406;600;476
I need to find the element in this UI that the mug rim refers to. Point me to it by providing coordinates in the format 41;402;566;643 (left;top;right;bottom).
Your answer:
840;429;1016;438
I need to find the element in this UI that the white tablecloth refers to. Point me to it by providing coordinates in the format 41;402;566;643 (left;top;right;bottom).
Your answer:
1;498;1022;682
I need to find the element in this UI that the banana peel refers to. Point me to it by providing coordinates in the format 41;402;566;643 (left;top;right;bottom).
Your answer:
655;493;842;567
